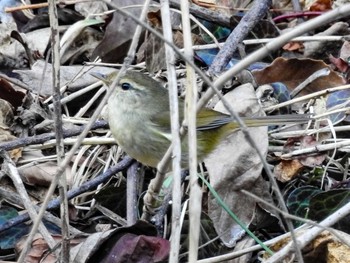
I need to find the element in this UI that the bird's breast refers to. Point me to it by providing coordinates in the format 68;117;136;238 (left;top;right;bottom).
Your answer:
108;102;170;167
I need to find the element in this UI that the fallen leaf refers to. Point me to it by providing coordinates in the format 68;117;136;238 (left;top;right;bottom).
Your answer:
204;83;272;247
252;58;345;96
282;41;304;51
16;233;85;263
265;229;350;263
274;159;304;182
309;0;332;11
92;0;146;63
70;221;168;263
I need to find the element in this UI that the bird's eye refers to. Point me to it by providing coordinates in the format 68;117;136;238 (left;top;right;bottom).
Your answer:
121;83;132;90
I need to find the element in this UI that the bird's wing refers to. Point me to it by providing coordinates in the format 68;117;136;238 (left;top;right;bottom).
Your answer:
196;109;232;131
151;108;233;132
150;111;173;140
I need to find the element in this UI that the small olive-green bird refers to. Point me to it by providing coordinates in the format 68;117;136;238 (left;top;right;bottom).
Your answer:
93;71;308;168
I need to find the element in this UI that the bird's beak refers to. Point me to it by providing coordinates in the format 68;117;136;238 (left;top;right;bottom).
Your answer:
90;71;119;86
90;71;108;83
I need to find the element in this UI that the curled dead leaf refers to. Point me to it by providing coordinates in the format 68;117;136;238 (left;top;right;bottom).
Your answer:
274;159;304;182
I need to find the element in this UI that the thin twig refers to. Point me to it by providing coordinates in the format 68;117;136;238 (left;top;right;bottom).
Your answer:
209;0;272;74
269;125;350;139
0;121;108;151
1;151;57;260
74;85;106;117
30;137;115;149
50;81;102;106
126;162;140;225
264;84;350;112
49;0;70;260
156;0;182;261
281;139;350;158
181;0;201;261
190;36;348;50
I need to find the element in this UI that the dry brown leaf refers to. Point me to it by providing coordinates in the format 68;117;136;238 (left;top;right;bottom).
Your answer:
309;0;333;11
299;136;326;167
92;0;146;63
282;41;304;51
273;134;326;182
0;78;25;109
274;159;304;182
265;230;350;263
20;162;64;187
16;233;85;263
252;58;345;96
0;98;19;160
70;221;163;262
147;10;163;28
329;54;349;73
204;83;272;247
19;150;73;187
327;241;350;263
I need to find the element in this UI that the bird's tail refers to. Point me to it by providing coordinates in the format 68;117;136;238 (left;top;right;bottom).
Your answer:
239;114;311;128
